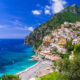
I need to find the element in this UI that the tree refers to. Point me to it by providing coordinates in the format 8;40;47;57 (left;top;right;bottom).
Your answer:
1;74;6;80
56;56;80;80
34;40;42;49
1;74;20;80
50;48;58;54
65;40;74;53
73;42;80;55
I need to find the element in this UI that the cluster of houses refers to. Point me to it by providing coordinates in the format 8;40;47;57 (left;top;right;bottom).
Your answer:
37;21;80;61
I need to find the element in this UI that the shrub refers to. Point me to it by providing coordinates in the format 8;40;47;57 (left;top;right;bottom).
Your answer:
40;71;68;80
55;56;80;80
34;40;43;49
77;33;80;36
73;42;80;55
65;40;74;53
60;54;69;59
1;74;20;80
50;48;58;54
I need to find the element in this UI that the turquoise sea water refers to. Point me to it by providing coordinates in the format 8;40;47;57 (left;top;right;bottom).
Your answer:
0;39;37;76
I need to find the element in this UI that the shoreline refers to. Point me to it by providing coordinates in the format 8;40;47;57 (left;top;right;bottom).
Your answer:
16;61;40;75
18;60;53;80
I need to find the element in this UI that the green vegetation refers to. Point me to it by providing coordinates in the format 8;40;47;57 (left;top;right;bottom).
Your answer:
34;40;43;49
65;40;74;53
55;56;80;80
26;5;80;49
25;5;80;80
40;71;68;80
53;43;80;80
60;54;69;59
63;5;80;14
40;40;80;80
50;48;58;54
73;42;80;55
1;74;20;80
47;12;80;29
72;28;80;31
35;76;40;80
77;33;80;36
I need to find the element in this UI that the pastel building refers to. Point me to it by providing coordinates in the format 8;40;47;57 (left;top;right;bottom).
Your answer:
75;21;80;27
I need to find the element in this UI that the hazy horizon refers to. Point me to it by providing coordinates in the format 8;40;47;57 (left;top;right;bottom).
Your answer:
0;0;80;39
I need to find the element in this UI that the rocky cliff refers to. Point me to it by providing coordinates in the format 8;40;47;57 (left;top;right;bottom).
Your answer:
25;5;80;49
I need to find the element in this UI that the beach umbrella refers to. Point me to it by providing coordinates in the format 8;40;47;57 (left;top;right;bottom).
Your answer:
26;70;29;72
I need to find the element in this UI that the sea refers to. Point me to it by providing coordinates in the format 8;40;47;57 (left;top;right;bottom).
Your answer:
0;39;37;76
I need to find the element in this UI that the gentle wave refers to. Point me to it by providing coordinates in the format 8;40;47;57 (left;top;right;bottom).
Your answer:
0;39;37;76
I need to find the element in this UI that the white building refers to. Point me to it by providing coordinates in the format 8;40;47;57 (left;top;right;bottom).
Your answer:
75;21;80;27
64;22;69;25
72;38;79;45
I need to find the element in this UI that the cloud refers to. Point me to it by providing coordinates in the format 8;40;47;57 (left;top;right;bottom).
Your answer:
0;20;34;32
31;0;67;16
0;25;7;29
51;0;67;13
32;0;67;15
9;20;23;26
14;26;34;31
27;27;34;31
0;25;4;28
44;5;51;15
45;5;51;9
9;20;34;31
32;10;42;15
45;9;51;15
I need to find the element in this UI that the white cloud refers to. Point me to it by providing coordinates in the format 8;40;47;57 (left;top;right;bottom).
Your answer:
9;20;34;32
32;0;67;15
44;0;67;15
9;20;23;26
27;27;34;31
32;10;42;15
45;5;51;9
0;20;34;32
45;9;51;15
51;0;67;13
0;25;4;28
0;25;7;29
44;5;51;15
15;26;34;31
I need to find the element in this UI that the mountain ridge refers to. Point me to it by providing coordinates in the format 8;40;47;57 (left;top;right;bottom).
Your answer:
25;5;80;49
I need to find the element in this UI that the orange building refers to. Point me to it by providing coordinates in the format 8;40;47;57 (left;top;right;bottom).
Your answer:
58;36;67;48
45;55;61;61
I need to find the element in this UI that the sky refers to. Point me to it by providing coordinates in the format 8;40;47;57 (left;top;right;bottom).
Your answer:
0;0;80;39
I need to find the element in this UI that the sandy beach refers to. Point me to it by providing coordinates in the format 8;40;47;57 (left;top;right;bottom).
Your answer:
17;60;53;80
16;61;40;75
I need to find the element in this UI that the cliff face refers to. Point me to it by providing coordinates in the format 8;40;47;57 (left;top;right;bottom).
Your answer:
25;5;80;49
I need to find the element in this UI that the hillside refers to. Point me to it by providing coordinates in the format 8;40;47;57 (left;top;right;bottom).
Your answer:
25;5;80;49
